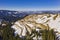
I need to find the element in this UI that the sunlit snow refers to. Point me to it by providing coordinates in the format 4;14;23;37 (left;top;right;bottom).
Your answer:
11;14;60;37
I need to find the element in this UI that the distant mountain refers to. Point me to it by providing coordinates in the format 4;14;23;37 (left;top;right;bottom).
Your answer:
0;10;60;22
0;10;29;22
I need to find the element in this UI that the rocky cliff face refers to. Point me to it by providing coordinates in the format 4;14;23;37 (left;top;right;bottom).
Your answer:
11;14;60;37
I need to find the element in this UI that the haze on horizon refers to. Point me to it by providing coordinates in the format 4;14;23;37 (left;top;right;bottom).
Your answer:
0;0;60;11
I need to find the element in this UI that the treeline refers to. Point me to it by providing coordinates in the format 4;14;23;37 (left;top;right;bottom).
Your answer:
42;29;56;40
0;23;21;40
0;23;57;40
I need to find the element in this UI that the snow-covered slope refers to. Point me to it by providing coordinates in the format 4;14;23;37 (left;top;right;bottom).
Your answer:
11;14;60;37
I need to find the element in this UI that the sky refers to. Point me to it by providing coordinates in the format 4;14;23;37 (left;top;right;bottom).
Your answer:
0;0;60;11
